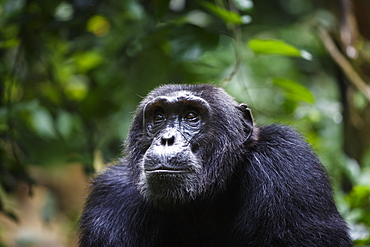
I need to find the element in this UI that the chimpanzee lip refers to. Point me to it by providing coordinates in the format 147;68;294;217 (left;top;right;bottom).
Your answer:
145;166;191;174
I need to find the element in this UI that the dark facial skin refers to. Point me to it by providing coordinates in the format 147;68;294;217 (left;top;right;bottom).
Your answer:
138;92;212;205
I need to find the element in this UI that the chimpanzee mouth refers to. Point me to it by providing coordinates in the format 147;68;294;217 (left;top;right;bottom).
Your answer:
145;166;191;174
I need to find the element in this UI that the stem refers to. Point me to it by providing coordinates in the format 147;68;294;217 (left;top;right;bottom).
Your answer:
317;27;370;102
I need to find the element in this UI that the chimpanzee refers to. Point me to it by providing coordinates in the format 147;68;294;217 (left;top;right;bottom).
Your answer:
79;84;351;246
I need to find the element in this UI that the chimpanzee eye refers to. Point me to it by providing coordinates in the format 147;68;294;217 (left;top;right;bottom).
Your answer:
154;113;165;123
185;111;199;122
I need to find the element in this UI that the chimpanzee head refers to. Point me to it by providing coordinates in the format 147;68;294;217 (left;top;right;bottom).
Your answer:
126;84;253;207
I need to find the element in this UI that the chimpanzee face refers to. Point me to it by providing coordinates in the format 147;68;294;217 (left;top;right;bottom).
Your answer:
138;92;211;206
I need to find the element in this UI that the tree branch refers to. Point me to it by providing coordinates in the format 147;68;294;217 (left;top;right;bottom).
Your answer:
317;27;370;101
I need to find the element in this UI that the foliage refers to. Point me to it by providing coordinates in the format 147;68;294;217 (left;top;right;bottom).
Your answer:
248;39;312;60
0;0;369;245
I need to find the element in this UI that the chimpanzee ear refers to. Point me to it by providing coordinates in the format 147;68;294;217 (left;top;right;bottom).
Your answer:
237;103;254;141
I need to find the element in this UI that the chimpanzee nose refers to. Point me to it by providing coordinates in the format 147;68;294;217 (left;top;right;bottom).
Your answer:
161;131;175;146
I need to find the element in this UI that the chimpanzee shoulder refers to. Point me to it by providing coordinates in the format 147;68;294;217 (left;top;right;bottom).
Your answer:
234;124;350;246
79;163;148;246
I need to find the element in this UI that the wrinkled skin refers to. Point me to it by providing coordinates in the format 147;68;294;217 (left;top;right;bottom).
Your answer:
138;92;209;206
79;84;352;247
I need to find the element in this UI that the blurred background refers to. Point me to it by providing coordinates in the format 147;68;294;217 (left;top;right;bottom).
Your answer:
1;0;370;246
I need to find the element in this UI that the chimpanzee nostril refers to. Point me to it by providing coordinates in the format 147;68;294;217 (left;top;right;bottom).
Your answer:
161;135;175;146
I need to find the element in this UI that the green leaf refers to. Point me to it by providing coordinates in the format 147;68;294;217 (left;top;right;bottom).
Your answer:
347;185;370;210
201;2;243;24
273;78;315;104
30;107;57;138
74;51;103;72
56;110;74;138
248;39;312;60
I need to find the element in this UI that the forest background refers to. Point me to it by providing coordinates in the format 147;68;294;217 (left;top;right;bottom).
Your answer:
1;0;370;246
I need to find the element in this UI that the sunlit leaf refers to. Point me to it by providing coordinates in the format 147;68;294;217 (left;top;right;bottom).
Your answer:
74;52;103;72
201;2;243;24
186;10;212;27
56;110;74;138
233;0;254;11
87;15;111;37
347;185;370;208
54;2;73;21
30;108;56;138
240;15;252;24
273;78;315;104
248;39;312;60
64;75;89;101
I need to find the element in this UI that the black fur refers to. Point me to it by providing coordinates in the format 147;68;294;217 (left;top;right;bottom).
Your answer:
79;84;351;246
